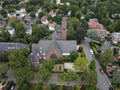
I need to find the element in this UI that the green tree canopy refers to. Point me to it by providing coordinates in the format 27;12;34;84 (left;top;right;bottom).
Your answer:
100;48;114;65
59;70;79;82
112;71;120;85
70;51;79;62
83;70;97;86
1;30;10;42
37;67;51;82
89;59;96;71
74;57;88;72
42;60;55;71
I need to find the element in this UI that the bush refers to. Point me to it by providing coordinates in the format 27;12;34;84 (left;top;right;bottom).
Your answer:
5;80;13;90
85;86;98;90
78;46;83;53
35;82;43;90
74;84;82;90
0;53;8;62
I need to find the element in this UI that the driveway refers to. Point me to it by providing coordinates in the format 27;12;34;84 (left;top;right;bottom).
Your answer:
81;37;111;90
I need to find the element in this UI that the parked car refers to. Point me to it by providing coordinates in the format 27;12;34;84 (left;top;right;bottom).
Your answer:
99;68;104;74
9;83;16;90
90;49;94;55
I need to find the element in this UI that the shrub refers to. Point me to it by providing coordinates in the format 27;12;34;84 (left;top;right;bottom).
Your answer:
78;46;83;53
5;80;13;90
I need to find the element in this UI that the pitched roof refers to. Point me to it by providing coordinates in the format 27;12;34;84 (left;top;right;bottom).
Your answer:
31;40;77;62
0;42;29;51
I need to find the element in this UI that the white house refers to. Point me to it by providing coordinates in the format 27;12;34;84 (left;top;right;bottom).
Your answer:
6;26;15;36
24;23;32;35
16;8;26;17
41;16;49;25
112;32;120;43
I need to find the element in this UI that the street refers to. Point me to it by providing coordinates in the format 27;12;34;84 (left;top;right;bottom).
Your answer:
81;37;111;90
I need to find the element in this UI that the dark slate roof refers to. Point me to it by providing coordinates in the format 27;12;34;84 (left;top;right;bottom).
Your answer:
0;42;29;51
31;40;77;62
100;41;112;51
56;25;61;33
51;31;61;40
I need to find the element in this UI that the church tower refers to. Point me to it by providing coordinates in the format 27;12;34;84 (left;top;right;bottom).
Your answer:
61;17;67;40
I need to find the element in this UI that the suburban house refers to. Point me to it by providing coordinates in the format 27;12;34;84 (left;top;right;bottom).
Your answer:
0;42;29;52
48;22;56;31
15;8;26;17
30;40;77;67
5;26;15;36
24;23;32;35
112;32;120;43
88;18;109;39
49;10;56;17
41;16;49;25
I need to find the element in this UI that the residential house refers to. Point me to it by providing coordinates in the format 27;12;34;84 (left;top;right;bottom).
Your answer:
0;42;29;52
88;18;109;39
48;22;56;31
15;8;26;17
112;32;120;43
51;17;67;40
30;40;77;67
100;41;112;53
41;16;49;25
24;23;32;35
5;26;15;36
7;12;16;18
49;10;56;17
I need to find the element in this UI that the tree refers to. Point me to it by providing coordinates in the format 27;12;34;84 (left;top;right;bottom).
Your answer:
14;66;33;86
8;49;33;86
37;67;51;82
89;59;96;71
74;57;88;72
35;82;43;90
15;22;26;38
100;48;114;65
59;70;79;82
0;9;7;17
21;83;29;90
9;18;18;28
83;70;97;86
70;51;79;61
87;30;99;40
30;12;36;19
0;52;8;62
112;71;120;85
75;27;87;44
0;64;8;79
42;60;55;71
1;30;10;42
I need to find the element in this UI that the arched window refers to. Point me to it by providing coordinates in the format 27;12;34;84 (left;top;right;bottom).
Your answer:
50;53;57;59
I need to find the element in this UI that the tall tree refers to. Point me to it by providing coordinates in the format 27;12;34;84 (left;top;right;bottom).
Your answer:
1;30;10;42
112;71;120;85
100;48;114;65
83;70;97;86
74;57;88;72
15;22;26;38
59;70;79;82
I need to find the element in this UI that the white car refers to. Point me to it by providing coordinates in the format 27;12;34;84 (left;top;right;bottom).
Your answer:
90;49;94;55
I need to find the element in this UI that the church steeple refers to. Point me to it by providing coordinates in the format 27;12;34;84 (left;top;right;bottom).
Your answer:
61;17;67;40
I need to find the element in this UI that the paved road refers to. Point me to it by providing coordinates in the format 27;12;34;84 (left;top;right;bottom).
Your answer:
81;37;111;90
